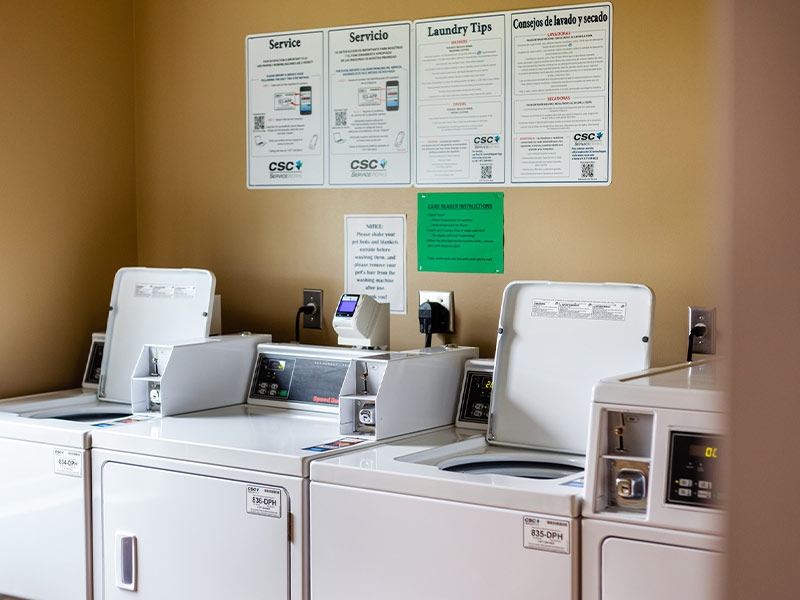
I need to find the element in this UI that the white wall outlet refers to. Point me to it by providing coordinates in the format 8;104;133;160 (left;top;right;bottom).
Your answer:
419;290;455;334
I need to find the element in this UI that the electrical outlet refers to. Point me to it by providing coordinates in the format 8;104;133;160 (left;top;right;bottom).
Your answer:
303;289;323;329
419;290;455;334
689;306;716;355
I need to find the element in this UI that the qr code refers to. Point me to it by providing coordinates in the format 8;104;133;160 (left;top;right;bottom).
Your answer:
335;110;347;127
481;164;493;180
580;162;595;178
254;114;265;131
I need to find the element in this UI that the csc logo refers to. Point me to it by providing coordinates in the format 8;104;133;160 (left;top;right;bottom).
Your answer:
474;135;500;144
269;160;303;171
350;159;387;170
574;132;603;141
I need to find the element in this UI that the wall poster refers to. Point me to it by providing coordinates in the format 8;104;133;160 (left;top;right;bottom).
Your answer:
247;30;326;188
328;22;412;186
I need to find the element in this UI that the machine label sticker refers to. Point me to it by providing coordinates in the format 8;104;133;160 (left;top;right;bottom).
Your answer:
531;299;627;321
134;283;197;299
302;437;367;452
523;515;570;554
53;448;83;477
247;485;282;518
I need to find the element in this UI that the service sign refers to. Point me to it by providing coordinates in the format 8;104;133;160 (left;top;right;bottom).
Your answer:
328;22;412;186
247;30;325;187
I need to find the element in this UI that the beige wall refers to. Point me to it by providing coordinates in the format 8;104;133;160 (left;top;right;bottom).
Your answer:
0;1;138;397
133;0;722;364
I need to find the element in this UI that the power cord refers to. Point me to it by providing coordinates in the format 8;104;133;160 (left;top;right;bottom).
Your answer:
296;303;317;343
418;301;450;348
687;323;707;362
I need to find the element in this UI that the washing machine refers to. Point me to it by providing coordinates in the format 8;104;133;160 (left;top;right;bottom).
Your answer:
582;358;727;600
89;342;476;599
309;281;654;600
0;267;217;600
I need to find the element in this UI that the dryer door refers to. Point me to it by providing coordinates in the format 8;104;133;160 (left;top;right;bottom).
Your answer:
98;461;290;599
601;537;723;600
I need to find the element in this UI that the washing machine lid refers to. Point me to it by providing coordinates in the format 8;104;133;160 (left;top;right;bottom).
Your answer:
488;281;653;454
98;268;215;404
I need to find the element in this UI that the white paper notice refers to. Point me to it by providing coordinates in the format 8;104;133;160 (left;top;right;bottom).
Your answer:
415;14;507;185
328;22;412;186
511;3;612;185
344;215;406;314
247;30;325;187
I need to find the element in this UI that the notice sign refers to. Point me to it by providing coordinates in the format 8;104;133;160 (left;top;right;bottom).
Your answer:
510;3;612;184
345;214;407;314
417;193;503;273
415;13;507;185
328;22;412;186
247;29;325;188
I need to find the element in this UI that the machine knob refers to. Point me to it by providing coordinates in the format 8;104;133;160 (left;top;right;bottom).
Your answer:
615;469;647;501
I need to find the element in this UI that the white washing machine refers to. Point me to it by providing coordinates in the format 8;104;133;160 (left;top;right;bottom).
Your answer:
309;281;654;600
582;358;727;600
90;343;476;599
0;267;217;600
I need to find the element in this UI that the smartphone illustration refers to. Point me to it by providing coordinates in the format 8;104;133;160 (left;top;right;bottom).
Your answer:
386;80;399;111
300;86;312;115
309;134;318;150
394;131;405;148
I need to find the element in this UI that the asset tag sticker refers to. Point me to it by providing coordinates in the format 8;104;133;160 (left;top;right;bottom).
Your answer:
523;515;570;554
54;448;83;477
246;485;282;518
531;299;627;322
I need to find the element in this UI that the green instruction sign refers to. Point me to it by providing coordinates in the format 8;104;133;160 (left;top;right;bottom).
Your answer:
417;193;504;273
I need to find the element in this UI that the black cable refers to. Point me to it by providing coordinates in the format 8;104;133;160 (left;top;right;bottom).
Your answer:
295;304;316;343
687;324;707;362
424;322;432;348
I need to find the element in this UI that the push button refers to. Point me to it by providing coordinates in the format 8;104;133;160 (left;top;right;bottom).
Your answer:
697;490;711;499
678;488;692;497
679;478;693;487
698;480;712;490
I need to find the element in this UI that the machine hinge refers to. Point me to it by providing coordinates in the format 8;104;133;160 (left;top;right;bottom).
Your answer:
288;512;293;543
487;413;495;441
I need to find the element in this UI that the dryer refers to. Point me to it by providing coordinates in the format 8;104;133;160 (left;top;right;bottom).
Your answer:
309;281;654;600
0;267;217;600
582;358;727;600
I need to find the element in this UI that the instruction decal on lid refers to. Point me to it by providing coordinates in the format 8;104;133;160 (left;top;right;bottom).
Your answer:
246;485;282;518
523;516;570;554
135;283;197;299
53;448;82;477
531;299;626;321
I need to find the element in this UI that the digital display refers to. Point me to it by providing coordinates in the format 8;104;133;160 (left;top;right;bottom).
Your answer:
336;295;359;317
689;444;719;459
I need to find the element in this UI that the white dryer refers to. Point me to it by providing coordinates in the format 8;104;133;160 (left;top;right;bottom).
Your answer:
309;281;654;600
582;359;727;600
89;343;476;600
0;267;217;600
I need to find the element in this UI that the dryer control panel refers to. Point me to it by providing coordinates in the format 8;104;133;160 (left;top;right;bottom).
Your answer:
666;432;725;508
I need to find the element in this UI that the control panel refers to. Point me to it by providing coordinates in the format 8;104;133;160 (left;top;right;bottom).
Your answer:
83;340;104;385
249;354;351;407
666;432;725;508
458;371;493;425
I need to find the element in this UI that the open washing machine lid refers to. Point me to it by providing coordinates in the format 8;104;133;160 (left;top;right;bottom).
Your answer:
98;268;216;404
487;281;653;454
